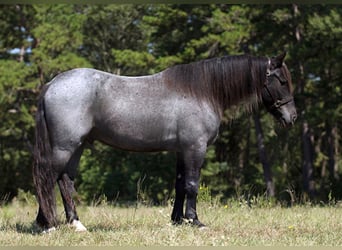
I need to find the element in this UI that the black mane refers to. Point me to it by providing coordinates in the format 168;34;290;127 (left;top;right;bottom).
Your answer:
163;55;269;115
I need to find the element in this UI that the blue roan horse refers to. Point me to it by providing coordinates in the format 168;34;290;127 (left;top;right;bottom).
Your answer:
33;52;297;232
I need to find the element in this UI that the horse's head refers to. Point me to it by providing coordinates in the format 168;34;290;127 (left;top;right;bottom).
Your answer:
262;52;297;127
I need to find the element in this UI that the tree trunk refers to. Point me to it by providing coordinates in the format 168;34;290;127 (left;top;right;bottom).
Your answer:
302;121;316;198
293;4;316;199
327;124;339;182
19;46;25;62
253;114;275;197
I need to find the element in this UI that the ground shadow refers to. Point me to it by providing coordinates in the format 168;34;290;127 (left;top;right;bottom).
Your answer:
86;224;118;233
0;221;41;235
11;221;119;234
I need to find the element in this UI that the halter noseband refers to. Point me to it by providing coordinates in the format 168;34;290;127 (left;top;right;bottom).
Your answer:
264;58;293;110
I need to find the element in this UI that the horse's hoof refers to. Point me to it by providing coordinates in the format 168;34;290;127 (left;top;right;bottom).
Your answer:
42;226;56;234
182;218;206;228
71;220;87;232
192;219;206;228
171;218;183;226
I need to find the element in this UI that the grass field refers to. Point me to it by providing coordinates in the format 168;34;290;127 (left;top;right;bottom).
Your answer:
1;197;342;246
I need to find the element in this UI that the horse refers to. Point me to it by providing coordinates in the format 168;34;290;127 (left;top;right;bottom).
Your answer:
33;52;297;232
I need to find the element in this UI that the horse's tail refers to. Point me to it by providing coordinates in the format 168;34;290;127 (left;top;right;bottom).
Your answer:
33;84;58;228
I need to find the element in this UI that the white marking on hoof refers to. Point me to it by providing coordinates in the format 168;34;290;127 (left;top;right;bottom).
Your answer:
71;220;87;232
42;226;56;234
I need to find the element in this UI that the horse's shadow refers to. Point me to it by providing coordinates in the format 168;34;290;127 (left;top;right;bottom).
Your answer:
0;222;41;235
11;221;118;234
86;224;118;233
13;220;198;235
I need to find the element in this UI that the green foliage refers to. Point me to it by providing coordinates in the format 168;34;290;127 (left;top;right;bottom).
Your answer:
77;143;175;204
81;5;148;74
112;49;155;75
0;60;37;197
197;183;212;203
31;5;91;82
15;188;36;206
0;4;92;200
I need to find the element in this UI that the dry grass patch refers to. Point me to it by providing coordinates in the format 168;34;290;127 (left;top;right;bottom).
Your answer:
1;199;342;246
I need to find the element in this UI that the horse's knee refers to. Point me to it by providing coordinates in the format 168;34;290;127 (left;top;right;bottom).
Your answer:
185;180;199;197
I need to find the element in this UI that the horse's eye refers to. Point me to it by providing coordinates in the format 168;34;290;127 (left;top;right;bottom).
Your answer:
275;100;282;107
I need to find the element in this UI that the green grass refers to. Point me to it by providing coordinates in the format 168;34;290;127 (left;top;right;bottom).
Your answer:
1;199;342;246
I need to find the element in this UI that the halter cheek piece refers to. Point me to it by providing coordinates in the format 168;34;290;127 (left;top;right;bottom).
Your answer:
264;59;293;110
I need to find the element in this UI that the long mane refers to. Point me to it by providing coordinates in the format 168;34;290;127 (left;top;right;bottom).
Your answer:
162;55;269;116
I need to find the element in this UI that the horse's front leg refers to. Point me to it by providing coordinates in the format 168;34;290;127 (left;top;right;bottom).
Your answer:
182;145;207;227
171;153;186;224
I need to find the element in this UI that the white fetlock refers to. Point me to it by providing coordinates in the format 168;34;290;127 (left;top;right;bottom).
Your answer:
42;226;56;234
71;219;87;232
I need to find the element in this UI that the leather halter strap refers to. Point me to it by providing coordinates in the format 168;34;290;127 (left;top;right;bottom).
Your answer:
264;58;293;110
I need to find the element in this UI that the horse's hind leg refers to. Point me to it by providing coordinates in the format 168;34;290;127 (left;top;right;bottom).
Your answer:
34;148;73;232
58;174;87;232
57;146;87;232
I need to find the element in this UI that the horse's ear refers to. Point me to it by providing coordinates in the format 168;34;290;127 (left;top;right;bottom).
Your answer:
270;51;286;69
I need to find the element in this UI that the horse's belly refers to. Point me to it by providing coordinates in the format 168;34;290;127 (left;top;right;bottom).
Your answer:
92;82;220;152
92;112;178;152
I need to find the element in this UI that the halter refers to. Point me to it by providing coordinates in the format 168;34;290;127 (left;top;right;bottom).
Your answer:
264;58;293;110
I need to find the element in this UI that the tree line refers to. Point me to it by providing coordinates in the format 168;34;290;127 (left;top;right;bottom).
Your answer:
0;4;341;204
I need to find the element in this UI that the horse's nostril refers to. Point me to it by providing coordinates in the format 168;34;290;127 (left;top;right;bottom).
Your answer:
292;114;297;123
